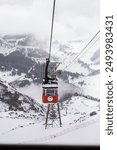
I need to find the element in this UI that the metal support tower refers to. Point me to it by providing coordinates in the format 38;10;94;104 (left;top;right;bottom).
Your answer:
45;103;62;129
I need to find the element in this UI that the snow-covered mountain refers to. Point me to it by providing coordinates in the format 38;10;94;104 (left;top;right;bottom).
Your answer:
0;34;100;66
0;33;100;101
0;34;100;145
0;36;16;55
0;78;45;115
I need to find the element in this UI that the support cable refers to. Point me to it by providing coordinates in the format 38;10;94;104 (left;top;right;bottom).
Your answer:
49;0;56;61
62;30;100;71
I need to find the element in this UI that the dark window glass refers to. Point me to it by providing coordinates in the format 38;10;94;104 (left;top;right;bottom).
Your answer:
54;88;58;95
47;88;54;96
43;88;58;96
43;89;46;96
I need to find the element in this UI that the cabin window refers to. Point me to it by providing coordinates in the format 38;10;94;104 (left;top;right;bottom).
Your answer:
54;88;58;95
47;88;54;96
43;89;46;96
43;88;58;96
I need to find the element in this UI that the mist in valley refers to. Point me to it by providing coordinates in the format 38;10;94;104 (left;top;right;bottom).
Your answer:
17;80;80;104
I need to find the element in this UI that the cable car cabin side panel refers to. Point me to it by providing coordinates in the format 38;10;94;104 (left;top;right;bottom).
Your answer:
42;96;58;103
42;86;58;103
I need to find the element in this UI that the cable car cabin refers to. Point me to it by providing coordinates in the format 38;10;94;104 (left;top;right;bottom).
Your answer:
42;83;58;103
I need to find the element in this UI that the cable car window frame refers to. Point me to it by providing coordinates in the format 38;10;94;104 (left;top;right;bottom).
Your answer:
54;88;58;96
43;87;58;96
46;88;54;96
43;89;46;96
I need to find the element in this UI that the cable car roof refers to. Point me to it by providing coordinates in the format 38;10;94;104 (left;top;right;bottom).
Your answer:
42;83;58;88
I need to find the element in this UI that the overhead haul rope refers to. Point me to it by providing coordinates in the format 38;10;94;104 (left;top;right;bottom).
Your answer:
79;36;100;59
61;30;100;71
47;1;100;74
48;0;56;61
50;31;100;76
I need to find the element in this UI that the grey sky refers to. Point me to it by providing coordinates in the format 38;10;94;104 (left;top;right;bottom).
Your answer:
0;0;100;42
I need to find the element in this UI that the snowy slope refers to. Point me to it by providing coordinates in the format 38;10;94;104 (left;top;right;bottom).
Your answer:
0;71;26;83
0;95;99;145
0;34;100;87
43;117;99;146
0;78;45;114
0;36;16;55
0;34;47;59
51;39;100;75
69;74;100;99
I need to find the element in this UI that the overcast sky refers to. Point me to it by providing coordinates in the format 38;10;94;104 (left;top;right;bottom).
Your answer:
0;0;100;42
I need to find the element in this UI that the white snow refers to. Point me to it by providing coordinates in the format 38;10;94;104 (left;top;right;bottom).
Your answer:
43;118;100;146
0;101;9;112
0;71;26;83
59;60;92;75
0;95;100;145
69;74;100;99
0;46;16;56
0;113;99;145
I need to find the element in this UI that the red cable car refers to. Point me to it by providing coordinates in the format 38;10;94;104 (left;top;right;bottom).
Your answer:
42;58;58;104
42;82;58;103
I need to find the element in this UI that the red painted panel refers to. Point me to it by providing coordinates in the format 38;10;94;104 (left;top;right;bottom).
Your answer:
42;96;58;103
